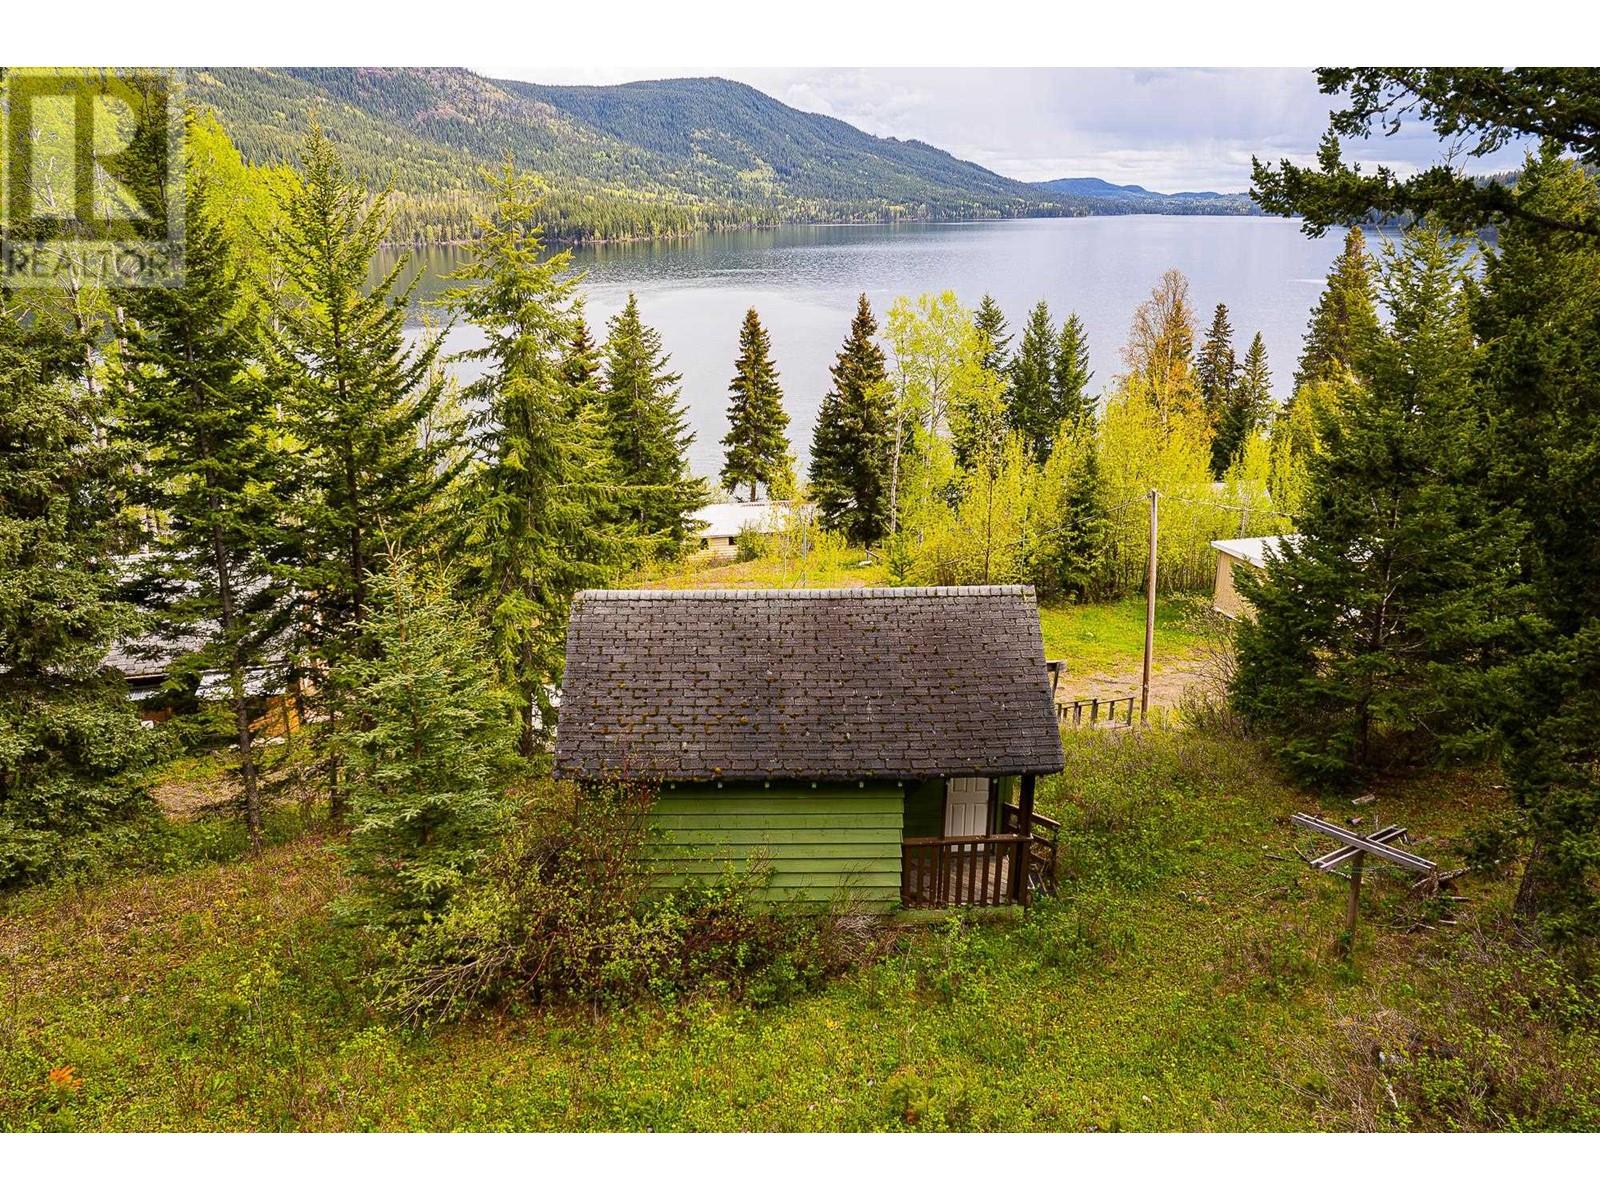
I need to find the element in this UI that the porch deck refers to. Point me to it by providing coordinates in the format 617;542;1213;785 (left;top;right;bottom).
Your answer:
900;806;1061;908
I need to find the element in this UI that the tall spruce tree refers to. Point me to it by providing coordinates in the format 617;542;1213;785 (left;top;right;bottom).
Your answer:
599;293;704;553
0;292;151;886
721;308;792;501
1196;302;1239;437
1029;428;1111;602
1053;311;1096;434
1232;225;1526;782
339;555;518;935
1472;150;1600;933
974;293;1012;376
118;162;285;850
445;164;621;756
1008;300;1060;463
266;122;455;811
1212;332;1272;477
562;299;603;416
809;294;893;544
1296;227;1380;391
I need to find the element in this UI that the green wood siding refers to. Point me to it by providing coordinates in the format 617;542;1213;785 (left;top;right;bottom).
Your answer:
903;779;944;839
649;782;903;909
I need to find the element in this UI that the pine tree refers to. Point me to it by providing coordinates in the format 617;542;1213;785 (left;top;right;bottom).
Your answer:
600;292;705;553
1029;427;1111;602
562;299;603;416
1212;332;1272;478
446;163;622;756
339;556;517;934
973;293;1012;376
1053;312;1096;434
721;308;792;501
265;122;456;812
809;294;892;544
0;292;151;886
1008;300;1058;463
1232;225;1526;782
1296;226;1380;391
1472;150;1600;933
1196;302;1239;437
118;161;286;851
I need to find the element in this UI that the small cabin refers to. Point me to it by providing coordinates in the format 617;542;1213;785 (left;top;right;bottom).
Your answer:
688;500;805;558
553;586;1065;910
1209;535;1284;620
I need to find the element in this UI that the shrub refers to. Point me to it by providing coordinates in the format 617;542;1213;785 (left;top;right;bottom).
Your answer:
375;780;877;1025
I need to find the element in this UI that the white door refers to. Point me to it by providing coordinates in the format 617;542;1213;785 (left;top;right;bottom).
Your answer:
944;777;990;838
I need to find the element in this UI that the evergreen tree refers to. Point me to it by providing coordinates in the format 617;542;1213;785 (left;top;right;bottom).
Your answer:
562;299;603;416
117;161;286;851
721;308;792;501
339;556;517;935
809;294;893;544
445;163;621;756
1196;302;1239;436
599;292;705;553
1029;426;1111;602
1052;312;1096;434
973;293;1012;375
1232;225;1526;782
1472;150;1600;933
1008;300;1059;463
1212;332;1272;478
0;292;151;886
265;122;456;814
1296;226;1379;391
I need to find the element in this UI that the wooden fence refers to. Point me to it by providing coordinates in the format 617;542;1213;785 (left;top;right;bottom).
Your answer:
1057;695;1136;728
901;834;1027;908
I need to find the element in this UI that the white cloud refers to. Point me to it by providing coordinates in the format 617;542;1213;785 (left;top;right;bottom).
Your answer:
481;67;1540;193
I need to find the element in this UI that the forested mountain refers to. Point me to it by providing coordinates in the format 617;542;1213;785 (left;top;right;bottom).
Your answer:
188;68;1077;243
187;68;1256;243
1037;176;1259;214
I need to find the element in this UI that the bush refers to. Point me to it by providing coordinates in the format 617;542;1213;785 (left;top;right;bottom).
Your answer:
375;780;878;1024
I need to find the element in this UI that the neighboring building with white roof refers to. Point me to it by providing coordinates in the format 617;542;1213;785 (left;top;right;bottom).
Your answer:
690;500;809;558
1209;535;1287;619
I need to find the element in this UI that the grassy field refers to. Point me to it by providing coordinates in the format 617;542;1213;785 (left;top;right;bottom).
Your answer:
4;722;1596;1132
1037;594;1211;673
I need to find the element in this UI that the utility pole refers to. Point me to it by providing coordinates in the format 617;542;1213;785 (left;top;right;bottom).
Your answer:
1140;489;1158;725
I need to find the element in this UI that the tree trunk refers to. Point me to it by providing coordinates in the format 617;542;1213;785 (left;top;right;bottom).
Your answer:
231;666;263;853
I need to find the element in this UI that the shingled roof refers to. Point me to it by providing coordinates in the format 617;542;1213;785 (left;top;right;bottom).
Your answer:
553;586;1064;783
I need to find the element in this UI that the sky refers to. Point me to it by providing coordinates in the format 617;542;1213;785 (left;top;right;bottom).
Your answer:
480;67;1532;195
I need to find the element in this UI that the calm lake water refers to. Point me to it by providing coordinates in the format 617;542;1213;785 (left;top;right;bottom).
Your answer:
384;216;1365;478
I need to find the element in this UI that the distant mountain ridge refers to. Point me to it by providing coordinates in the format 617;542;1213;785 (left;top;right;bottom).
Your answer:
1036;176;1259;213
187;68;1260;243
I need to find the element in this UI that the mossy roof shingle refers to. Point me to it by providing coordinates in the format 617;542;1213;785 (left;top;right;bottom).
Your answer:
553;586;1063;782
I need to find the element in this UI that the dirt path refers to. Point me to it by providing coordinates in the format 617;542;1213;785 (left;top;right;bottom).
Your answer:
1051;657;1211;715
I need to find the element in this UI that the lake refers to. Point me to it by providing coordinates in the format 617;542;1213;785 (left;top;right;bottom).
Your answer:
385;216;1363;478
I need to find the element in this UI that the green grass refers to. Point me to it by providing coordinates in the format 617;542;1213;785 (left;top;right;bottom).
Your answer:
5;729;1595;1131
1037;594;1212;673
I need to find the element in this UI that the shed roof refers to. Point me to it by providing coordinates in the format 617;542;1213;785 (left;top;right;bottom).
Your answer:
553;586;1064;783
691;499;808;540
1209;535;1287;570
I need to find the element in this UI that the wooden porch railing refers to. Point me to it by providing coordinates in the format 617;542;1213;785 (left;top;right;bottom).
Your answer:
901;834;1028;908
1002;803;1062;897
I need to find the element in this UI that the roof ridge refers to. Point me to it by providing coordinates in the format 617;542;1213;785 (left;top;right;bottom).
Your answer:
576;585;1037;601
